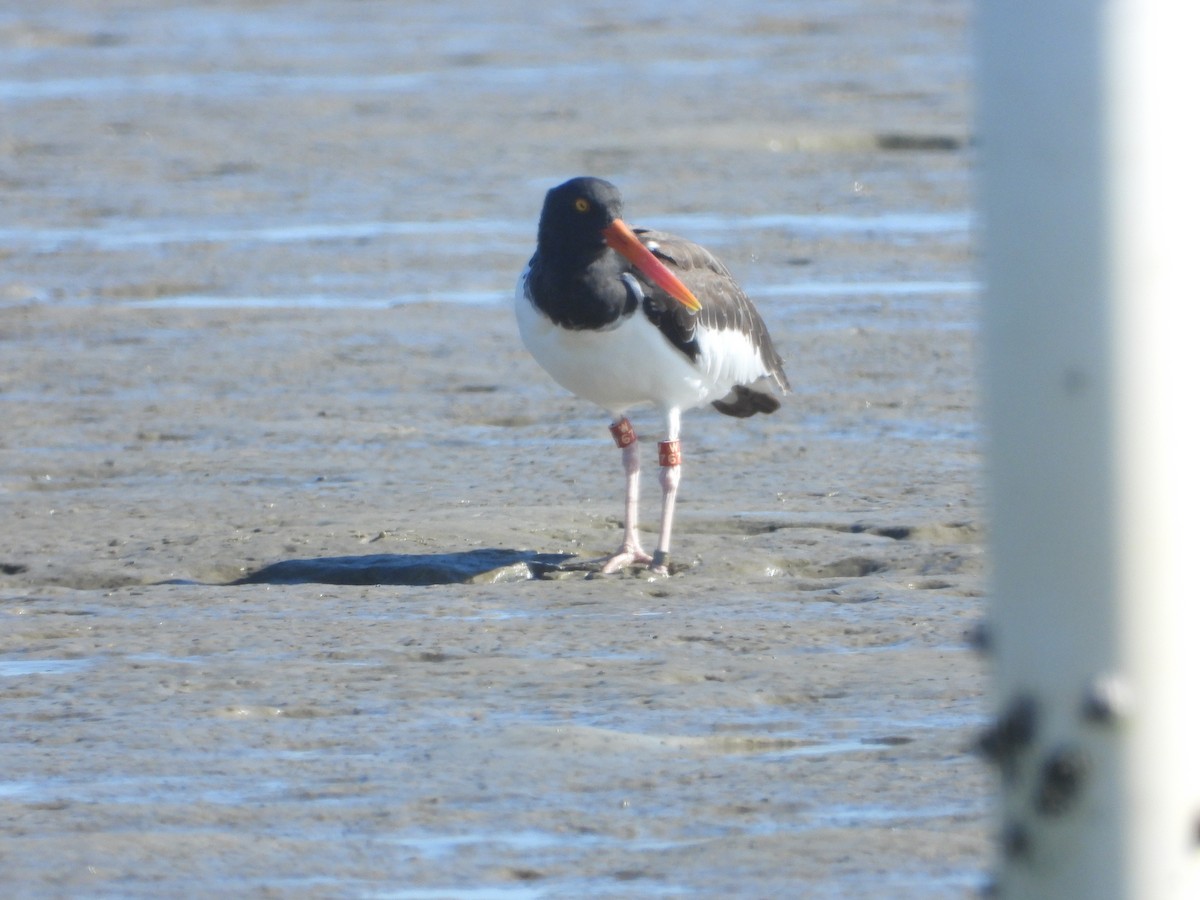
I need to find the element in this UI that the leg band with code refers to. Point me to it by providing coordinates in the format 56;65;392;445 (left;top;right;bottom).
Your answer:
609;418;637;448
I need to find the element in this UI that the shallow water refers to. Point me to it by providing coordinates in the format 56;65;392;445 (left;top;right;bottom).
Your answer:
1;0;986;896
0;211;969;252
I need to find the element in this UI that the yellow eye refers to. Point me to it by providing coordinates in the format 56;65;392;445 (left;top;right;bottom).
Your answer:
574;198;590;213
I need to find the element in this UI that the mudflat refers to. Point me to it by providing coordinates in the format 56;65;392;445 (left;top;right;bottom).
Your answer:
1;1;988;895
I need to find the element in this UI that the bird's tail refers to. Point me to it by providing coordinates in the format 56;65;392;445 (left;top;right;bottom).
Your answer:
710;380;784;418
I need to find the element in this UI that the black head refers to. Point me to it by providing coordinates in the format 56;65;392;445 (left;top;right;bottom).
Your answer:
537;176;625;256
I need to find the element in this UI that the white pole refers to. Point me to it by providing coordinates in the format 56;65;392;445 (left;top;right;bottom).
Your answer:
977;1;1200;897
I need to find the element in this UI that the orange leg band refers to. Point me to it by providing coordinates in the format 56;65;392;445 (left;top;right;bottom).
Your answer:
610;417;637;448
658;439;682;467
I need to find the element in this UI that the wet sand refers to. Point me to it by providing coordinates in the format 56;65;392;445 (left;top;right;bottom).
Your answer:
1;1;988;896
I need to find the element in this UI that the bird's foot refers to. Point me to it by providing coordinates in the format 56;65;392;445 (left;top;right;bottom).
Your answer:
599;543;654;574
647;549;670;576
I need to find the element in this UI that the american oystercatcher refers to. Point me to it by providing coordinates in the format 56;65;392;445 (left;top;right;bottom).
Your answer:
515;176;790;575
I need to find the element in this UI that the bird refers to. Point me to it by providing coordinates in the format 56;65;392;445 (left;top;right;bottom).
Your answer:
515;176;790;575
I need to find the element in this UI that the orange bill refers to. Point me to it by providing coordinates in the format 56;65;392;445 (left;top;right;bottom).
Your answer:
602;218;702;311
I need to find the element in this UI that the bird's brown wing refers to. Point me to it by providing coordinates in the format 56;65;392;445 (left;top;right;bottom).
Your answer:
632;228;790;395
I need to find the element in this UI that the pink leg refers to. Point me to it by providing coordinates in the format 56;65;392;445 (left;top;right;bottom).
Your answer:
650;439;683;575
600;419;653;573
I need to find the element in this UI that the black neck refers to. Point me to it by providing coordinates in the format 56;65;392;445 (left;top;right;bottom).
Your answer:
527;248;637;331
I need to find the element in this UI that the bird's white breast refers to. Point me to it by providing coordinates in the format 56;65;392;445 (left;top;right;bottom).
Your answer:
515;269;716;416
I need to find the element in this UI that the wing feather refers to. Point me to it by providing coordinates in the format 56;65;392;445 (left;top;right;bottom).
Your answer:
632;228;791;401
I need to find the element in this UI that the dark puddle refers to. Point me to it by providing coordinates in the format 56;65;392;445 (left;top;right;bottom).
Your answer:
232;548;576;587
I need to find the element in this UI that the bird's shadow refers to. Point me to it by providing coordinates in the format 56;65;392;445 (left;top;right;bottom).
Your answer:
230;548;578;587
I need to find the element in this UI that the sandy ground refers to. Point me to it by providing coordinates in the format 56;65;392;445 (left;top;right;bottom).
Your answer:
1;1;990;896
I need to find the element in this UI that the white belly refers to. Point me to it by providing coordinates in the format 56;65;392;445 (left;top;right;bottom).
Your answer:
515;274;714;417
